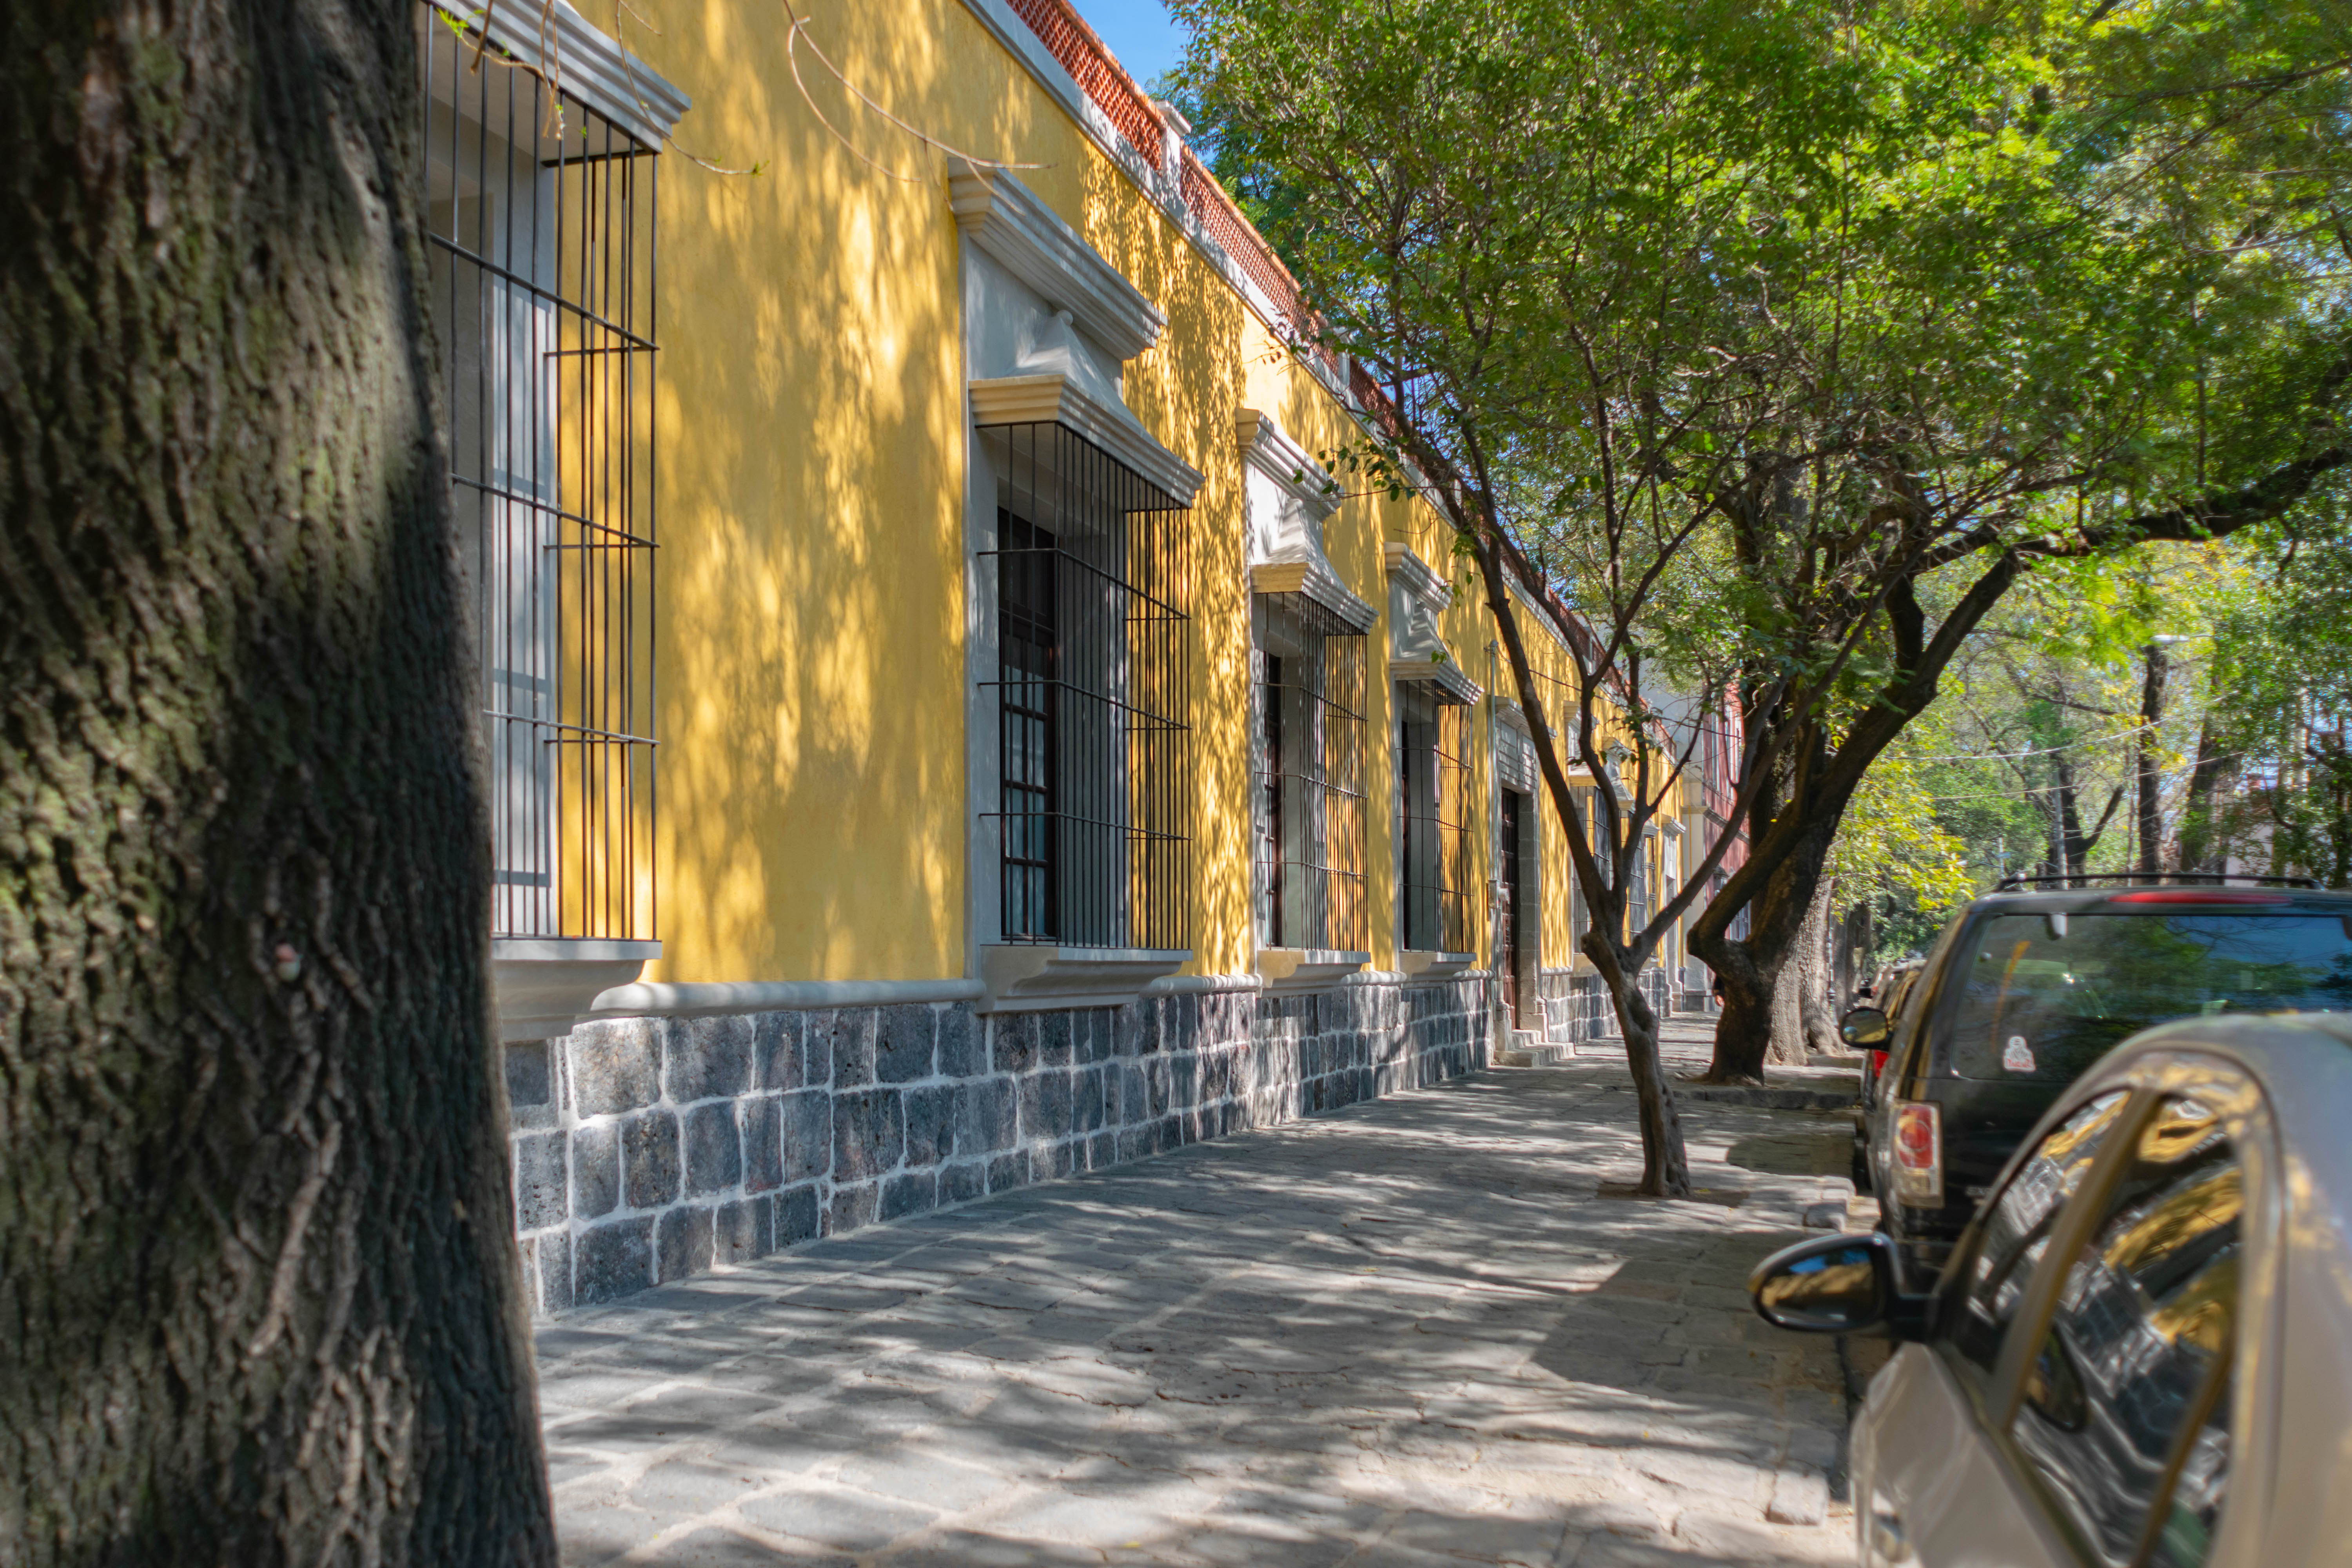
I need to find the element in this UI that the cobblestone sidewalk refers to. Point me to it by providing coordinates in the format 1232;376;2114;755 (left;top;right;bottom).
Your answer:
537;1021;1869;1567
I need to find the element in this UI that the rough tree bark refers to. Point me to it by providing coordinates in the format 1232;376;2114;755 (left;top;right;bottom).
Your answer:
1;3;555;1563
2178;717;2236;873
1768;876;1836;1064
2137;641;2170;875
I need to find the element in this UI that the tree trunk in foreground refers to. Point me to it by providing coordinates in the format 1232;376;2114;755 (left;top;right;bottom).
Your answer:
2;4;554;1563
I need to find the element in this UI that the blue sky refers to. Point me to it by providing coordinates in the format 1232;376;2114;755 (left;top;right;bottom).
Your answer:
1073;0;1190;93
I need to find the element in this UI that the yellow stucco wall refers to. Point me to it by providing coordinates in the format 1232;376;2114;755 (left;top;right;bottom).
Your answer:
617;0;1659;987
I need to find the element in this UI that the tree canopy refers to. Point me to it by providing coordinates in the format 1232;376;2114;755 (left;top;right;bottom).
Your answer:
1172;0;2352;1094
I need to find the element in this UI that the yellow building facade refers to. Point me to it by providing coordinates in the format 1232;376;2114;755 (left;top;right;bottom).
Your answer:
426;0;1694;1311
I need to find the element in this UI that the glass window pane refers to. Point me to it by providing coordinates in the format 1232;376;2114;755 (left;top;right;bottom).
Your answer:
1947;914;2352;1083
2012;1097;2238;1568
1949;1090;2131;1382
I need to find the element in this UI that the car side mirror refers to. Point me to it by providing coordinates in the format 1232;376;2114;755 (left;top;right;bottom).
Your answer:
1747;1231;1927;1339
1839;1006;1891;1047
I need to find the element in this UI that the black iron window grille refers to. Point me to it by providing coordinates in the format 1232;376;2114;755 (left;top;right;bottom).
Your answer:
979;422;1192;950
420;4;658;944
1253;597;1369;953
1396;682;1471;953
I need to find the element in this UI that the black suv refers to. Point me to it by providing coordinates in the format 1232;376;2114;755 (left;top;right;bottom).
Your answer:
1844;874;2352;1285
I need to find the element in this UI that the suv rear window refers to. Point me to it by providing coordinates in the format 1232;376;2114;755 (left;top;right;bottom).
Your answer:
1945;911;2352;1081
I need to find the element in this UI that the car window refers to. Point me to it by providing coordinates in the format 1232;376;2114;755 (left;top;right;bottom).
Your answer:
1946;1091;2132;1384
1945;913;2352;1082
2012;1096;2239;1568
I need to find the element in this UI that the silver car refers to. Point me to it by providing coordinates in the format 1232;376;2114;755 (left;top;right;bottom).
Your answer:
1748;1012;2352;1567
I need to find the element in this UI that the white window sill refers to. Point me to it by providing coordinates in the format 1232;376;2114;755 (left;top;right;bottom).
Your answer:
1399;950;1479;980
1256;947;1371;994
490;937;661;1042
980;945;1192;1013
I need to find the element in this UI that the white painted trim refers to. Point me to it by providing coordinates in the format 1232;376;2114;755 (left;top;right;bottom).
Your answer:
1399;950;1481;979
493;937;661;965
1383;542;1453;608
1144;972;1265;996
971;373;1205;505
589;978;987;1018
492;937;661;1040
1235;408;1338;518
950;0;1349;400
1238;408;1376;632
466;0;691;147
1383;543;1481;702
1256;948;1370;995
949;168;1165;362
980;944;1191;1012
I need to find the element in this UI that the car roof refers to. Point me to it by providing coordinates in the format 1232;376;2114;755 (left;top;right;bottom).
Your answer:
2099;1012;2352;1201
1965;886;2352;915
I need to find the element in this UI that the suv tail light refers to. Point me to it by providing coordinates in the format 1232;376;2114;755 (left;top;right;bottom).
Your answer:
1892;1101;1943;1206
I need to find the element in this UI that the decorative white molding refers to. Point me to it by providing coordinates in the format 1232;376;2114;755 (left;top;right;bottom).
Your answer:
1383;544;1481;704
971;372;1204;506
1238;410;1376;632
1236;409;1338;519
589;976;987;1019
471;0;691;148
980;945;1191;1012
1143;971;1264;996
1494;717;1537;795
1256;948;1371;995
949;168;1165;363
491;938;661;1042
1398;950;1481;979
947;0;1358;409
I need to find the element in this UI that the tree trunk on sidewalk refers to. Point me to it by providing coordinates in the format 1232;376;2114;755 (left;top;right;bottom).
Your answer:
2;4;554;1563
1768;875;1834;1064
1589;939;1692;1196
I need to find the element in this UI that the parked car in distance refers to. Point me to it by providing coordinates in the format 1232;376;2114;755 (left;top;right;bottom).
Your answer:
1750;1013;2352;1568
1838;874;2352;1283
1853;958;1925;1135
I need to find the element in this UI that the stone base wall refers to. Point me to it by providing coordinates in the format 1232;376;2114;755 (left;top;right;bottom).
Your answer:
505;976;1490;1314
1535;967;1675;1047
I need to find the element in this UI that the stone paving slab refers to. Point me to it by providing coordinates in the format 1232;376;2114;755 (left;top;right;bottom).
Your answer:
538;1020;1872;1566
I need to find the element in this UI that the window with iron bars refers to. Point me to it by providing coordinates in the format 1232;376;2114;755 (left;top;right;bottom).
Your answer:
420;4;658;944
1253;598;1369;953
1396;682;1472;953
980;422;1192;950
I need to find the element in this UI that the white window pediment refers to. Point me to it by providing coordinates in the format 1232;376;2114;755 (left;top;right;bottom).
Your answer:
1238;410;1375;632
1384;543;1481;705
1494;700;1537;794
466;1;691;147
957;170;1199;507
969;372;1203;505
951;167;1165;363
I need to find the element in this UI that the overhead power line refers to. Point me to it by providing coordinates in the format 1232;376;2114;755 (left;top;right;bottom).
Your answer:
1903;719;2163;766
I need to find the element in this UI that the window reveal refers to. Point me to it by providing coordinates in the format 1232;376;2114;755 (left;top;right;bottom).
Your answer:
1253;599;1369;953
1396;682;1471;953
421;4;657;943
980;422;1192;949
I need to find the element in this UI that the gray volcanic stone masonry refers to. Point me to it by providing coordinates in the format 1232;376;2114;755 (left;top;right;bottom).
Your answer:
505;976;1492;1314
